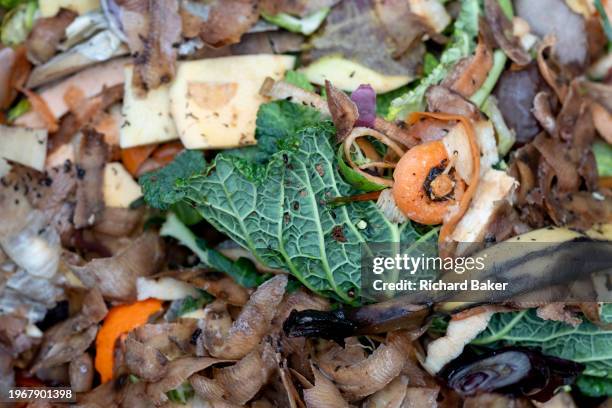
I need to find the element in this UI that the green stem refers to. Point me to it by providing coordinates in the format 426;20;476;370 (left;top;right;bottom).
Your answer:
470;50;507;108
471;309;528;345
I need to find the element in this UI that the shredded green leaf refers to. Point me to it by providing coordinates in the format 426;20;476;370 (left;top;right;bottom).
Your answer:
176;290;214;316
160;213;269;288
423;52;439;76
577;375;612;397
6;98;30;122
166;382;194;404
594;140;612;177
376;85;410;117
0;0;27;10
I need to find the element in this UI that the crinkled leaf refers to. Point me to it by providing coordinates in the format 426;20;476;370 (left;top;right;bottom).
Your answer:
140;150;206;210
474;309;612;378
226;100;329;163
145;101;436;302
376;85;410;117
601;303;612;324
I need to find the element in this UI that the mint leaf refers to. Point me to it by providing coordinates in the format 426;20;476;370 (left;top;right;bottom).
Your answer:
474;309;612;378
140;150;206;210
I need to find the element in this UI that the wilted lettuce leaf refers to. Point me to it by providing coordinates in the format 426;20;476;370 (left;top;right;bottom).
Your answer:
387;0;481;119
474;309;612;379
142;101;435;302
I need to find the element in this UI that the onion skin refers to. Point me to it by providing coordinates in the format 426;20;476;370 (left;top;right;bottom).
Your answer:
351;84;376;128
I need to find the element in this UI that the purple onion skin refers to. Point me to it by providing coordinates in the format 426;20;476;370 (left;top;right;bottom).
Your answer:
351;84;376;128
439;347;584;402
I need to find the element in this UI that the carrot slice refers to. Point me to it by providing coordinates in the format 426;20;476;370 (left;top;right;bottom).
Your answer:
94;298;163;383
406;112;480;244
121;144;158;176
393;140;466;225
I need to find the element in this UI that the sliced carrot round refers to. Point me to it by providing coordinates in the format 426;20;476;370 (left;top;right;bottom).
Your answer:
393;141;465;225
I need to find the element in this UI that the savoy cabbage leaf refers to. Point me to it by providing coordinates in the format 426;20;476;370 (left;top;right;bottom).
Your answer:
142;101;436;302
473;309;612;379
139;150;206;210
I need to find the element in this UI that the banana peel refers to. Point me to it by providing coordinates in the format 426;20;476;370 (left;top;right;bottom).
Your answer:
436;224;612;313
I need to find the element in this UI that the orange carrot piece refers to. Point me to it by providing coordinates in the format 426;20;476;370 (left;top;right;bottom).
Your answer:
393;140;465;225
94;298;163;383
406;112;480;244
121;144;158;176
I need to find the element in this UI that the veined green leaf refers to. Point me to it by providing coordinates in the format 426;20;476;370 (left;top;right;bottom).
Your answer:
144;101;437;302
